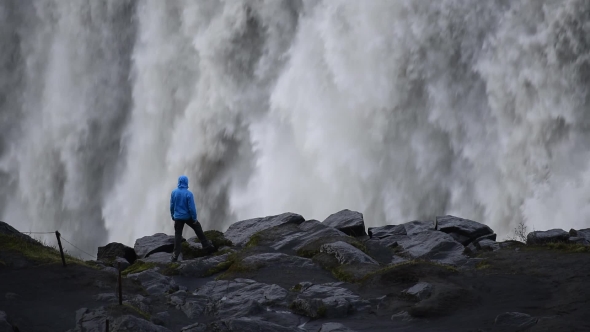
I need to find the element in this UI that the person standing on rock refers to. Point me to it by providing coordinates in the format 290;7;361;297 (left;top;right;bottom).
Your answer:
170;175;214;262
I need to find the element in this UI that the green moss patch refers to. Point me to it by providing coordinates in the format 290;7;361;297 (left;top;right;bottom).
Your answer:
122;261;157;276
191;230;233;248
361;260;458;286
544;242;590;253
0;234;92;268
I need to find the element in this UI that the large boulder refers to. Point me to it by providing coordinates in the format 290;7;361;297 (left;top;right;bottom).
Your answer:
526;229;569;245
320;241;378;265
436;215;494;245
224;213;305;246
569;228;590;241
403;220;433;236
0;221;36;243
134;233;175;258
323;210;367;237
402;231;466;265
269;220;348;253
179;253;231;277
97;242;137;264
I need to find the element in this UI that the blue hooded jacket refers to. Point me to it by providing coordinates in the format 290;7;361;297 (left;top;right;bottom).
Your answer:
170;175;197;221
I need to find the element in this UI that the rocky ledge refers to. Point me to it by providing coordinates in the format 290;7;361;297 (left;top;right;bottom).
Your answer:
1;211;590;331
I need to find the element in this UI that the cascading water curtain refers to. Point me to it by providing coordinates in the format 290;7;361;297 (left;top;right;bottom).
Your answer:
1;0;590;255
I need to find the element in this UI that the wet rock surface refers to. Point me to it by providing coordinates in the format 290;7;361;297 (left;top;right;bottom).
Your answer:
98;242;137;265
2;214;590;332
322;210;367;237
526;229;569;245
134;233;176;258
224;213;305;246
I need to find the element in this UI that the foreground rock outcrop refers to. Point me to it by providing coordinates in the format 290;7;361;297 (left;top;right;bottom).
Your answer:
2;212;590;332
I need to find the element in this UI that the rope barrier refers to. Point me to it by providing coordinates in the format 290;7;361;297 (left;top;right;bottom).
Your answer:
59;235;97;260
22;231;55;235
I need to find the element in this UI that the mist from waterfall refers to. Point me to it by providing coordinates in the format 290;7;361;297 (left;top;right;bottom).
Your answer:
2;0;590;255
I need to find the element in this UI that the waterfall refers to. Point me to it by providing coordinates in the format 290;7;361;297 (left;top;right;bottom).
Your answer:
2;0;590;255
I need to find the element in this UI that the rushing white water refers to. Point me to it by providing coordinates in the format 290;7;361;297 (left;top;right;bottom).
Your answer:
1;0;590;255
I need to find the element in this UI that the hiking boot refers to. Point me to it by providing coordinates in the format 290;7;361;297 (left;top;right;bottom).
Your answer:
170;254;178;262
202;241;216;254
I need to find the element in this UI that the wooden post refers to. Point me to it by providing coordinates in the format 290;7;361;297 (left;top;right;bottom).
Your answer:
55;231;66;267
105;319;109;332
118;262;123;305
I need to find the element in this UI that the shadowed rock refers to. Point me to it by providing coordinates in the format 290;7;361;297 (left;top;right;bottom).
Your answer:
134;233;176;258
181;322;207;332
323;210;367;237
223;317;300;332
241;253;319;270
403;221;433;236
320;241;378;265
402;282;433;301
224;213;305;247
0;221;36;244
477;239;500;251
569;228;590;241
97;242;137;264
179;253;231;277
526;229;569;245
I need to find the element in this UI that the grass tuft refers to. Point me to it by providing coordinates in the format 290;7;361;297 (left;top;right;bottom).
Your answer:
245;232;262;248
475;260;491;270
0;234;93;268
122;261;157;276
544;242;590;253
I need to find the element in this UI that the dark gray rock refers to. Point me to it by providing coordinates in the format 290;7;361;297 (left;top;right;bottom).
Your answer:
569;228;590;241
0;221;36;243
320;241;378;265
403;220;433;236
241;253;319;270
402;282;433;300
323;210;367;237
436;215;494;245
291;283;370;318
127;269;179;295
68;307;110;332
494;312;538;331
151;311;170;327
0;311;13;332
402;231;466;265
368;224;406;238
195;279;289;318
568;237;590;246
526;229;569;245
179;254;230;277
225;317;300;332
476;239;500;251
112;257;131;270
378;234;413;249
111;315;172;332
97;242;137;264
270;220;347;252
391;311;414;322
181;322;207;332
181;296;209;319
224;213;305;246
134;233;175;258
319;322;357;332
138;252;172;264
472;233;497;245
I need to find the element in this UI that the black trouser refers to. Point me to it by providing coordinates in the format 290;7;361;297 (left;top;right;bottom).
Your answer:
173;219;209;258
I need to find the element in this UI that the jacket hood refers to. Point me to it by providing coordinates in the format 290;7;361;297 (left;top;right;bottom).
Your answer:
177;175;189;189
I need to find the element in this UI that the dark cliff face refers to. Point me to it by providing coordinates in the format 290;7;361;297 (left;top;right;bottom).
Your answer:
1;214;590;332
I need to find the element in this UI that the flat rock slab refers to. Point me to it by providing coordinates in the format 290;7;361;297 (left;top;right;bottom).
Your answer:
241;253;319;270
97;242;137;264
323;210;367;237
368;225;407;239
527;229;569;245
128;269;179;295
270;220;347;253
134;233;175;258
402;231;466;265
224;213;305;246
320;241;378;265
138;252;172;264
403;220;433;236
477;239;500;251
436;215;494;245
494;312;538;331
